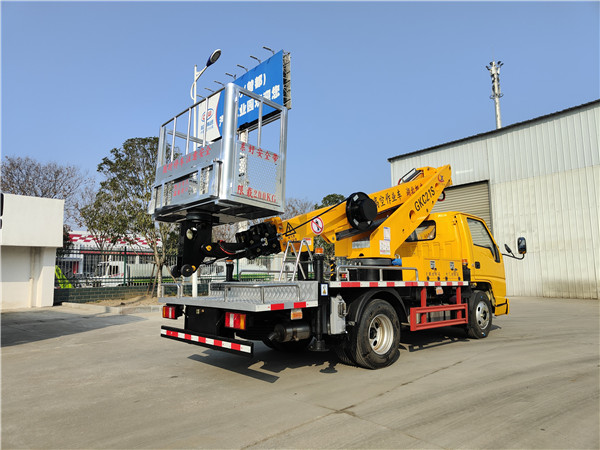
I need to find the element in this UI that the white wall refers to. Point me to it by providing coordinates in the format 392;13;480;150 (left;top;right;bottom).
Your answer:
1;246;57;309
1;194;64;310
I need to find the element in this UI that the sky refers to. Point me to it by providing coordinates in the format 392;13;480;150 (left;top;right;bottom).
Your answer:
2;1;599;206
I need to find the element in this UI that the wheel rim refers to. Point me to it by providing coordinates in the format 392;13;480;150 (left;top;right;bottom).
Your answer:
475;300;490;330
368;314;394;355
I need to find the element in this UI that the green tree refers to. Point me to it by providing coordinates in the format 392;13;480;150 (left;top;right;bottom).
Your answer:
95;137;177;295
77;189;126;252
56;224;74;259
315;193;346;210
314;193;346;259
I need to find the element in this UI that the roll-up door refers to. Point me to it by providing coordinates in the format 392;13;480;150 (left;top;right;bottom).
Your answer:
432;181;492;231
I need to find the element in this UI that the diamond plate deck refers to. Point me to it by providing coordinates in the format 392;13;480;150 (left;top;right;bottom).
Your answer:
159;281;319;312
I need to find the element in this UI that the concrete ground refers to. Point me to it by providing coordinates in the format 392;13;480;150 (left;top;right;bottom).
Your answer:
1;296;598;449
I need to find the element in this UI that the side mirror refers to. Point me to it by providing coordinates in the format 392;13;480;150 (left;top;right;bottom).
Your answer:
517;237;527;255
502;237;526;260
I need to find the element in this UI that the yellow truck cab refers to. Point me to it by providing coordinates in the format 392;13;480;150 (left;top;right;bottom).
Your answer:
398;211;509;316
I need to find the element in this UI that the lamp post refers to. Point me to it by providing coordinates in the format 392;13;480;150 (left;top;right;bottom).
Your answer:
189;49;221;296
190;49;222;151
190;49;222;102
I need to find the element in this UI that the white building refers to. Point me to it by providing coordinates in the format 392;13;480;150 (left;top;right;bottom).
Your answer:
389;100;599;299
1;194;64;309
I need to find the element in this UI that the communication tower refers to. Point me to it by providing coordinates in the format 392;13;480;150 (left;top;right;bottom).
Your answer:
486;60;504;129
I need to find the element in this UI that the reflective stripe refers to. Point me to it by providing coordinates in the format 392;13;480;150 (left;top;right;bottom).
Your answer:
252;301;319;312
161;329;252;354
329;281;467;288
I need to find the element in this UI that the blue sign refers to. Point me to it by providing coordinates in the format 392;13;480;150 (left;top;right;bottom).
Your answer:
233;50;285;126
211;50;285;136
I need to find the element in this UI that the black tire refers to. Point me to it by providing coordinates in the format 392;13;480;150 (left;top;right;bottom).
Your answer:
332;340;357;366
350;299;401;369
467;291;493;339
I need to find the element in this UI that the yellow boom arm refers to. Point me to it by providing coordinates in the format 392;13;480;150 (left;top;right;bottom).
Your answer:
266;165;452;259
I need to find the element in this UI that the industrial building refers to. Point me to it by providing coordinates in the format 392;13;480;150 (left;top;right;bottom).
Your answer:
389;100;599;299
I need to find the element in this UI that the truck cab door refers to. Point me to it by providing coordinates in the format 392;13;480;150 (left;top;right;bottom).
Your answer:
466;218;508;315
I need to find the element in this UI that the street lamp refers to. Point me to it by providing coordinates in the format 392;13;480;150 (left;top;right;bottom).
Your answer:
190;49;222;101
188;49;220;296
189;48;221;147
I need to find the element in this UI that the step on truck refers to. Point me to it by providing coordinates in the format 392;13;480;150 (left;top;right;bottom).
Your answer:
149;78;525;369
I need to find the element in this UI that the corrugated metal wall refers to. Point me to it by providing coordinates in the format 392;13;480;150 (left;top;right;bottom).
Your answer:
391;137;491;188
389;101;599;299
432;182;491;231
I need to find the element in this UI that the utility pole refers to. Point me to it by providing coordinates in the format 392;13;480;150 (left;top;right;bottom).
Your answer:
486;60;504;129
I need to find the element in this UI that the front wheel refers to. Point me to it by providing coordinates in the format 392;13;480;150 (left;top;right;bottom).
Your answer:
467;291;493;339
351;299;400;369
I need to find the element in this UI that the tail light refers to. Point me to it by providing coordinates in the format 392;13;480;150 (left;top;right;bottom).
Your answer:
162;305;182;319
225;312;246;330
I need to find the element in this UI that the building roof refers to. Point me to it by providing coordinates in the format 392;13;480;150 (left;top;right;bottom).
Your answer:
69;231;160;250
388;99;600;163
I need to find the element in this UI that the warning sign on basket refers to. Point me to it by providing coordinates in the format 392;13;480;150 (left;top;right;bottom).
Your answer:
310;217;324;235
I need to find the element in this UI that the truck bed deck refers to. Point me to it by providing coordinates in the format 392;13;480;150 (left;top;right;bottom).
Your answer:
159;280;320;312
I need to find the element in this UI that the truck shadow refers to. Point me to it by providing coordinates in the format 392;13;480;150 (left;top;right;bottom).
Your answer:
187;325;502;381
401;324;501;352
188;344;344;382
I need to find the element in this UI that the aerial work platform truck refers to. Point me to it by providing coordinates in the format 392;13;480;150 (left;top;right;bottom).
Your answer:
149;64;525;369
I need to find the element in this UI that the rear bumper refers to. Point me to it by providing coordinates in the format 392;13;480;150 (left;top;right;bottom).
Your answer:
161;326;254;357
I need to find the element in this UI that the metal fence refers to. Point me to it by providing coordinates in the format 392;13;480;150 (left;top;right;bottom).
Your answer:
55;248;289;289
55;248;176;288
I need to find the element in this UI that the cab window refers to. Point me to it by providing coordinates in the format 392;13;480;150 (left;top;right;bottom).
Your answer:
467;218;499;262
406;221;436;242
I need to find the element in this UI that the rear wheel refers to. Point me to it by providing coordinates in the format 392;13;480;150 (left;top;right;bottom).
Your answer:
351;299;400;369
332;339;356;366
467;291;493;339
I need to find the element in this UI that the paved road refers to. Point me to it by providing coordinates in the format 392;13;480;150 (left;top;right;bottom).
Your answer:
2;297;598;449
